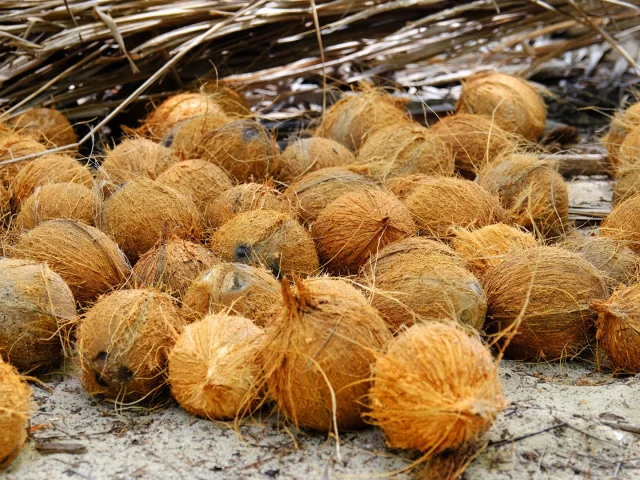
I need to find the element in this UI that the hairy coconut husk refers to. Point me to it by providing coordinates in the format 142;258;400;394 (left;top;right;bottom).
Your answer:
456;72;547;141
204;182;291;230
431;113;516;179
168;313;263;419
182;262;282;326
477;154;569;240
0;359;31;471
357;124;454;181
201;83;251;117
618;124;640;171
285;167;378;226
366;323;506;454
99;178;201;262
592;284;640;373
261;277;392;431
0;258;76;371
16;183;100;230
485;246;607;361
601;195;640;254
359;237;486;333
0;133;47;186
386;174;435;200
10;108;77;152
156;160;233;214
11;219;131;304
0;184;9;223
77;289;185;402
208;209;318;277
316;89;411;151
402;177;506;240
605;103;640;169
278;137;356;183
10;154;93;207
613;168;640;205
167;114;230;160
452;223;537;280
312;189;416;274
133;238;218;299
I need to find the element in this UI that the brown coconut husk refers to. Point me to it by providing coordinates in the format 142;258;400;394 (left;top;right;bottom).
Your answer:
16;182;100;230
592;284;640;373
605;103;640;169
132;238;218;299
431;113;517;179
168;313;264;419
477;154;569;240
613;168;640;205
261;277;392;431
200;83;252;117
402;176;506;240
208;209;318;278
386;174;435;200
77;289;185;402
278;137;356;184
0;133;47;186
366;323;506;455
10;219;131;304
167;114;230;160
204;182;291;230
617;124;640;171
485;246;607;361
0;359;31;471
456;72;547;141
312;189;416;274
359;237;486;333
0;184;9;224
0;258;76;371
600;195;640;254
182;262;282;326
452;223;537;281
99;178;201;262
9;108;77;153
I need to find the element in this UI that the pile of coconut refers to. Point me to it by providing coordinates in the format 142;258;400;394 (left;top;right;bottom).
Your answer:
1;73;639;474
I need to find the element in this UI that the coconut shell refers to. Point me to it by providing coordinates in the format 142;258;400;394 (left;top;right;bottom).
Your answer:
0;258;76;371
10;219;131;304
99;178;201;262
0;133;47;186
600;195;640;254
278;137;356;183
605;103;640;169
77;289;185;402
200;84;251;117
402;177;506;240
10;108;77;152
312;189;416;274
485;246;608;361
359;237;486;333
0;359;31;471
261;277;392;431
366;323;506;454
167;114;230;160
168;314;263;419
208;209;318;278
182;262;282;326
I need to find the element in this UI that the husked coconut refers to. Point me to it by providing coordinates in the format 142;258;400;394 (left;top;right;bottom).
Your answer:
167;114;230;160
10;108;77;152
605;103;640;169
0;133;47;186
278;137;356;183
601;195;640;254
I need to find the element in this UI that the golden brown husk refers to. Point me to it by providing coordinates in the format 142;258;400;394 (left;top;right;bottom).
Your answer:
485;246;607;361
168;314;264;419
0;258;76;371
77;289;185;402
10;108;77;152
200;83;251;117
613;168;640;205
0;133;47;186
312;189;417;274
0;184;9;223
0;359;31;471
10;219;131;304
261;277;392;431
601;195;640;254
605;103;640;169
168;114;230;160
278;137;356;183
386;173;434;200
366;323;506;454
618;124;640;171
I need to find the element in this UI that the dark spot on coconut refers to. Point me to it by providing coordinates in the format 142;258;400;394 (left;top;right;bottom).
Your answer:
163;131;175;148
460;309;472;324
242;125;261;141
118;366;134;383
231;273;247;291
267;261;281;279
234;244;252;262
95;351;108;362
94;372;109;388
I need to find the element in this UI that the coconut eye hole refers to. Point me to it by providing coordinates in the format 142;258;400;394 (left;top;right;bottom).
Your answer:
94;372;109;388
234;244;252;262
231;273;248;292
162;131;175;148
95;351;108;362
118;366;134;383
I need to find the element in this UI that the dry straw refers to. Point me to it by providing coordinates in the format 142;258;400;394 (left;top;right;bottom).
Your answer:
0;359;32;471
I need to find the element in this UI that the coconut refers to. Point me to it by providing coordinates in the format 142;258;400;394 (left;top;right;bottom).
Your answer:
431;113;516;179
618;124;640;170
402;177;506;240
0;258;76;371
77;289;185;402
359;237;486;333
0;184;9;223
452;223;537;280
200;83;252;117
204;182;291;230
208;209;318;278
385;174;435;200
485;246;608;361
0;359;31;471
592;284;640;373
99;178;201;262
605;103;640;169
10;154;93;207
278;137;356;183
0;133;47;186
16;182;100;230
168;313;264;419
456;72;547;141
261;277;392;431
10;108;77;152
357;124;454;181
316;89;411;151
312;189;417;274
366;323;506;454
600;195;640;254
156;160;233;214
285;167;378;226
132;238;218;299
477;154;569;239
10;219;131;304
182;262;282;326
167;114;230;160
613;168;640;205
